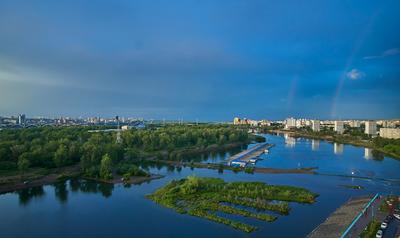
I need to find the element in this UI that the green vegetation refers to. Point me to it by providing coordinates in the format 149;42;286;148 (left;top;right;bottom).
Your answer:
244;167;254;174
340;185;364;190
372;137;400;159
379;195;399;212
99;154;113;180
360;219;380;238
147;176;318;232
0;124;258;181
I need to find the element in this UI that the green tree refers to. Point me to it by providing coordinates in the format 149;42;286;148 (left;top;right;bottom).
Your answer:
100;154;113;180
18;154;30;176
54;144;68;167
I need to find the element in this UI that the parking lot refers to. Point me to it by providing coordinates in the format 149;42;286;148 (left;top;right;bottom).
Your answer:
382;217;399;238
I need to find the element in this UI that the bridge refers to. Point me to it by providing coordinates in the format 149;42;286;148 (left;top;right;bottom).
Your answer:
227;143;274;167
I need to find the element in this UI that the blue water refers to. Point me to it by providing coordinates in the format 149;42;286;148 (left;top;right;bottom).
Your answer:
1;134;399;238
257;134;400;179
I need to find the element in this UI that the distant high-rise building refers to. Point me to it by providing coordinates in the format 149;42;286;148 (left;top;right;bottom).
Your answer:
18;114;26;125
334;121;344;134
365;121;377;136
311;120;320;132
285;117;296;129
233;117;258;126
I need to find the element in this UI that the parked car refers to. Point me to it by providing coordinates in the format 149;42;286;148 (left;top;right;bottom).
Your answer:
394;213;400;220
386;215;393;221
381;222;388;229
376;229;383;238
384;218;389;224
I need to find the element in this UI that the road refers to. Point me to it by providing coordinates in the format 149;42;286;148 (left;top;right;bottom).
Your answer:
347;195;384;237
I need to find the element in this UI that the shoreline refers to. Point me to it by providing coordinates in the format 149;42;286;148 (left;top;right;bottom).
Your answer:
84;174;165;185
0;164;81;194
0;165;164;194
267;129;400;160
150;159;318;175
0;141;251;194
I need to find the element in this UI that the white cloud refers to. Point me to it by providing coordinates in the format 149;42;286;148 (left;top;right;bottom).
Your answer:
346;69;365;80
363;48;400;60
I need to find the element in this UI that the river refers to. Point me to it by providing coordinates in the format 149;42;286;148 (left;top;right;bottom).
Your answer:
1;134;399;238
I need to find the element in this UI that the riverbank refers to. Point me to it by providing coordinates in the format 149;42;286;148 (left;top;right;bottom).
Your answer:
0;140;255;194
0;164;81;194
84;174;165;185
0;164;164;194
268;129;400;160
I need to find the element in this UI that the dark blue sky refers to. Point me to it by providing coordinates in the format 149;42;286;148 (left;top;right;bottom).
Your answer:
0;0;399;121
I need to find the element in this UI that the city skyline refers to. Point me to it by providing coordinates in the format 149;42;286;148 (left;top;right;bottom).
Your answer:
1;1;400;120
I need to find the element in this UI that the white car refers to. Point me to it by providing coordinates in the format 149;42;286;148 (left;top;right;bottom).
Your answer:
376;229;383;238
381;222;388;229
394;213;400;220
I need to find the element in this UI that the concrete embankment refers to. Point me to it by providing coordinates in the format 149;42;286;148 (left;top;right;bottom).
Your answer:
307;196;375;238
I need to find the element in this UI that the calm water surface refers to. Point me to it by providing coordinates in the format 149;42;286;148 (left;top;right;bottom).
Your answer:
1;134;399;238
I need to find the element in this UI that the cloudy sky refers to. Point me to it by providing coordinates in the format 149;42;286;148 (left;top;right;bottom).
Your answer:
0;0;399;121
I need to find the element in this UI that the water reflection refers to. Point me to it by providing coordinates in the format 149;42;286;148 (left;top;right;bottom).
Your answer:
364;148;373;160
16;186;45;206
54;181;68;203
15;179;115;206
334;143;343;155
98;183;113;198
72;179;114;198
284;134;296;148
167;165;176;172
311;140;319;151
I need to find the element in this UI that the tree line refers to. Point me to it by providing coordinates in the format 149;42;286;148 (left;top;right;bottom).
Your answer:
0;124;251;179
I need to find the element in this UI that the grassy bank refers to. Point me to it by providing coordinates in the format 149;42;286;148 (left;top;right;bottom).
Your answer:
359;219;380;238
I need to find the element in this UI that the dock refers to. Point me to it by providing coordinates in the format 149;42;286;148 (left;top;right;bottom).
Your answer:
227;143;273;167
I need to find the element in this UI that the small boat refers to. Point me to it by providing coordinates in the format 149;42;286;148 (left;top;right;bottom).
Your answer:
249;158;258;163
264;149;269;153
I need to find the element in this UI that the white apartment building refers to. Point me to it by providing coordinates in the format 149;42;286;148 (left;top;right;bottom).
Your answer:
350;120;360;128
379;128;400;139
311;120;320;132
365;121;377;136
285;117;296;129
334;121;344;134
